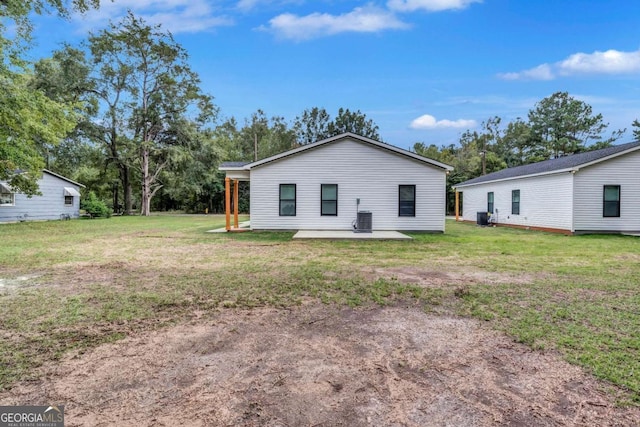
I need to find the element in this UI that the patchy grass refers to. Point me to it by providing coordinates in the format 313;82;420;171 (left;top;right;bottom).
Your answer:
1;216;639;404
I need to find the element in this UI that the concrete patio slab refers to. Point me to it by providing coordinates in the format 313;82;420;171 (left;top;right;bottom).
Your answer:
293;230;412;240
207;221;251;233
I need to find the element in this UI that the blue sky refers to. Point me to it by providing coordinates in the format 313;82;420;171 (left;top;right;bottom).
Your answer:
27;0;640;150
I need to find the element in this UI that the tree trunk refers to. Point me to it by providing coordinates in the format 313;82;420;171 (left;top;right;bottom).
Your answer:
141;146;151;216
118;165;133;215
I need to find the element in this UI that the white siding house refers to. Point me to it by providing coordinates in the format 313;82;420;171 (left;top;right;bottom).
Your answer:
455;141;640;234
0;170;84;222
220;133;453;232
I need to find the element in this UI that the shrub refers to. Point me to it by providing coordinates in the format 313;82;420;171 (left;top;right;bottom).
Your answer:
81;191;112;218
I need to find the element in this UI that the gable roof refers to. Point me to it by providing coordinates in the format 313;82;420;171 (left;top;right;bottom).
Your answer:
1;170;85;189
220;132;453;172
44;170;85;188
456;141;640;188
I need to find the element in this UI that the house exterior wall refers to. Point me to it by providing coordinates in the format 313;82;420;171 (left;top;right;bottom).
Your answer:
249;138;447;231
459;172;574;231
573;150;640;232
0;172;82;222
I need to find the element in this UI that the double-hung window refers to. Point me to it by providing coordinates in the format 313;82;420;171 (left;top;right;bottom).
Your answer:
487;192;494;214
0;184;14;206
603;185;620;217
399;185;416;217
511;190;520;215
321;184;338;216
279;184;296;216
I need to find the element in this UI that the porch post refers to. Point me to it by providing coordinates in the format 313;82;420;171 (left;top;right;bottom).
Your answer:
225;177;231;231
455;190;460;221
233;179;239;229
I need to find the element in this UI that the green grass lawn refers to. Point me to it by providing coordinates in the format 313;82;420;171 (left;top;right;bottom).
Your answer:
1;216;639;403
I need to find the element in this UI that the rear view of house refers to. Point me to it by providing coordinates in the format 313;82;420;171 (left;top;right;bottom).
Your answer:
220;133;453;232
0;170;84;222
455;141;640;234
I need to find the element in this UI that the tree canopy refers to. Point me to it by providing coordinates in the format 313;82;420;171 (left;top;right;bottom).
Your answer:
2;5;634;217
0;0;100;194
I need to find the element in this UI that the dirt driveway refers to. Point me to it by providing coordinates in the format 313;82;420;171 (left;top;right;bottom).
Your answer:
2;304;638;426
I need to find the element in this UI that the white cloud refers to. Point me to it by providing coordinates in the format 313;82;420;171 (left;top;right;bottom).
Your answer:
73;0;233;34
410;114;476;129
499;48;640;81
237;0;299;12
387;0;482;12
237;0;262;11
263;5;409;41
558;49;640;75
498;64;554;81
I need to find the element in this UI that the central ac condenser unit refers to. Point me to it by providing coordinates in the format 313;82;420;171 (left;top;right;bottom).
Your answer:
355;211;372;233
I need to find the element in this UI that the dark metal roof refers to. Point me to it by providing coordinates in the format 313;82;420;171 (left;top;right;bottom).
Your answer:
220;161;251;168
457;141;640;187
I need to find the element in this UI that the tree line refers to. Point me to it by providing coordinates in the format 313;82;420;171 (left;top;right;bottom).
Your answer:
2;2;639;216
413;92;637;213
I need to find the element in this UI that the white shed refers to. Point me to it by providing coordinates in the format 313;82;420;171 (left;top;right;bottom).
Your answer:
0;170;85;222
455;141;640;234
219;133;453;232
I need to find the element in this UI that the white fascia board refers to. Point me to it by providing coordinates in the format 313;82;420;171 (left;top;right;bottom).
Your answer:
43;169;86;188
454;168;576;189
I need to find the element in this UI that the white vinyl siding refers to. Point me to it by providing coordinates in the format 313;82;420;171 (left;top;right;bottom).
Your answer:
0;172;82;222
459;172;574;231
249;138;446;231
574;150;640;232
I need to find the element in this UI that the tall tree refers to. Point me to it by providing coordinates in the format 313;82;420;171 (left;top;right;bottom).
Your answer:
496;118;534;167
0;1;100;194
327;108;381;140
293;107;331;145
528;92;623;159
632;119;640;141
477;116;502;175
0;74;77;194
32;46;97;172
88;13;216;216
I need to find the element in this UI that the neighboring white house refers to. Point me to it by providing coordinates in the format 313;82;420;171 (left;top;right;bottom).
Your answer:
0;170;84;222
455;141;640;234
219;133;453;232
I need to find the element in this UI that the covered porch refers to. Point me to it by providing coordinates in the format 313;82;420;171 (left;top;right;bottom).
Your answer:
222;164;250;232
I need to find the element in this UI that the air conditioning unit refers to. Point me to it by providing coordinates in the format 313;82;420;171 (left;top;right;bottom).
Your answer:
355;211;372;233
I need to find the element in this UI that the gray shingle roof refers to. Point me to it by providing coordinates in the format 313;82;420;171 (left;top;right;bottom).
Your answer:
220;161;251;168
457;141;640;187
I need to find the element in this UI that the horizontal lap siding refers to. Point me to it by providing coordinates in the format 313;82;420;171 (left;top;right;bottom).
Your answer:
574;150;640;232
0;173;81;222
250;139;446;231
460;173;573;231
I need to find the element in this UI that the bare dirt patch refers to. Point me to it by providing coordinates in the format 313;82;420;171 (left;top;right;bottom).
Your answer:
372;266;541;288
2;305;637;426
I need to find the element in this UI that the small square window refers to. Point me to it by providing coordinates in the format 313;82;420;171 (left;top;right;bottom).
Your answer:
65;196;74;206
